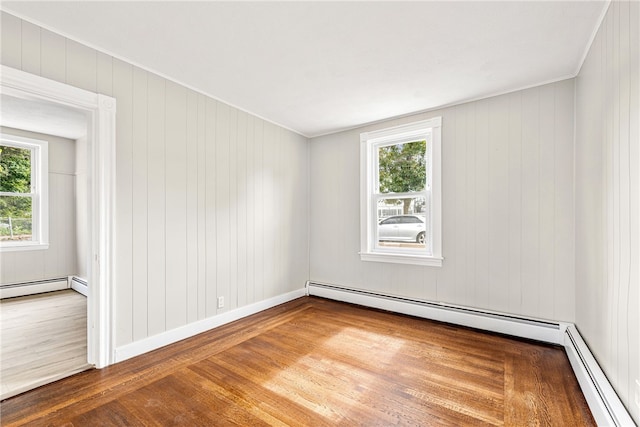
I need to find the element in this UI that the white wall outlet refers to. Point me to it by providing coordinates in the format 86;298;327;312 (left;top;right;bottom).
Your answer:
635;379;640;409
217;296;224;309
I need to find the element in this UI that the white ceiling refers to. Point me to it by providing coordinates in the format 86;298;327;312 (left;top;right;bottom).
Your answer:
2;1;607;137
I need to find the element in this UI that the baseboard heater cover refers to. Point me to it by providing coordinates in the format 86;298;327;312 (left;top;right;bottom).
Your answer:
307;281;635;426
0;277;68;299
307;281;565;344
70;276;88;297
564;325;635;427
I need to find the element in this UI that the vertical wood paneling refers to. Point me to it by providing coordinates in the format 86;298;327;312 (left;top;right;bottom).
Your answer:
488;96;509;312
165;81;188;330
254;119;264;302
96;52;113;96
131;67;148;341
228;108;238;310
39;29;65;83
616;0;631;398
146;74;167;336
553;80;575;321
66;40;96;92
112;59;134;346
454;104;469;306
507;91;523;314
263;122;276;298
474;100;490;309
1;13;21;69
465;103;477;306
575;1;639;422
538;84;556;320
246;115;256;304
520;87;540;317
44;174;76;278
215;103;230;314
236;111;248;307
186;90;199;324
20;21;40;75
437;108;457;304
196;94;207;320
204;98;218;317
628;3;640;422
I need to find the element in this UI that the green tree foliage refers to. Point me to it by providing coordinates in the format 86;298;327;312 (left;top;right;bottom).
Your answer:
378;140;426;214
0;145;31;192
0;145;33;237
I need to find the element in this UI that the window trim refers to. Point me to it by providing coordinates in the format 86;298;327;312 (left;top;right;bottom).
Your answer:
0;133;49;251
360;117;442;267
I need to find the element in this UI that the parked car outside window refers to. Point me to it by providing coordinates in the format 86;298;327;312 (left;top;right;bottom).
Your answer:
378;215;426;244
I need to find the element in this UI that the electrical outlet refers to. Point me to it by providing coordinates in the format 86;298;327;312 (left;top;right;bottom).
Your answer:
635;379;640;409
217;296;224;309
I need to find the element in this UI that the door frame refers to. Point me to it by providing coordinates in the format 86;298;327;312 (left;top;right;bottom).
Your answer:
1;65;116;368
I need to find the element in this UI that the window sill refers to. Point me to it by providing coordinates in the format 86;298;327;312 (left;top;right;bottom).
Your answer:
360;252;443;267
0;243;49;252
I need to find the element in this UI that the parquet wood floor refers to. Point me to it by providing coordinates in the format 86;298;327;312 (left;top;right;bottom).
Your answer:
0;297;594;426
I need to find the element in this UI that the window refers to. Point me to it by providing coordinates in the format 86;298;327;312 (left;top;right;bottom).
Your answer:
0;133;48;251
360;118;442;266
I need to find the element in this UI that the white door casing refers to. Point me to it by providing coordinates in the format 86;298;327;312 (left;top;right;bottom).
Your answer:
1;65;116;368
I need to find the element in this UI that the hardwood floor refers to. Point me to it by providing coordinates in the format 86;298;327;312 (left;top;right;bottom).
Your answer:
1;290;90;400
0;297;594;426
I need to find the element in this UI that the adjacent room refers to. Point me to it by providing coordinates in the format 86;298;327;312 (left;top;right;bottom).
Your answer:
0;1;638;426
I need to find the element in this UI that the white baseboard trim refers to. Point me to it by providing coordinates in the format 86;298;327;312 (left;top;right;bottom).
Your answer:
564;325;635;427
0;278;68;299
307;281;567;345
69;276;88;297
114;288;306;363
307;281;635;427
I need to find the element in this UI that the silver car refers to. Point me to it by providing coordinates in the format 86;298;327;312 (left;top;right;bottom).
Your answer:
378;215;426;244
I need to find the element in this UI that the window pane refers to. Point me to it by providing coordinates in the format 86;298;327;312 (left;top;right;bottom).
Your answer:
0;145;32;193
377;140;426;194
0;195;33;241
377;196;427;249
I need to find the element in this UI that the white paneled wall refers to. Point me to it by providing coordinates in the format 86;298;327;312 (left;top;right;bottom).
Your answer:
575;1;639;423
0;12;309;347
310;79;576;322
0;127;77;284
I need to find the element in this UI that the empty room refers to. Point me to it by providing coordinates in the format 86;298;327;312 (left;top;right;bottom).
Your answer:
0;1;638;426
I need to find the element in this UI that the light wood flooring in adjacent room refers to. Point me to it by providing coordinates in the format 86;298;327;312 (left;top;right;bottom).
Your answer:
0;290;91;400
0;296;594;426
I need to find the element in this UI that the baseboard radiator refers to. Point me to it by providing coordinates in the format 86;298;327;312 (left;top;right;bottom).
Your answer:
70;276;88;297
564;325;635;427
307;281;635;426
0;276;89;299
0;277;69;299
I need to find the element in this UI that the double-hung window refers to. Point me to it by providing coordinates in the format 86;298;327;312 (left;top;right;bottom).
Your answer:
0;133;49;251
360;117;442;266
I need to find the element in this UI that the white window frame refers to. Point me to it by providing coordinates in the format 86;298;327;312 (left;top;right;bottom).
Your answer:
360;117;442;266
0;133;49;251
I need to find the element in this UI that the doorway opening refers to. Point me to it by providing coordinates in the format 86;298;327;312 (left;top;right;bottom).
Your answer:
0;65;116;397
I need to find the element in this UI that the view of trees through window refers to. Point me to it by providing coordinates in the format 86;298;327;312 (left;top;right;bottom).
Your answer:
0;144;33;241
376;139;428;249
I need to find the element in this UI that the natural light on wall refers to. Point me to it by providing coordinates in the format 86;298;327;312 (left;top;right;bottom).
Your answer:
360;118;442;266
